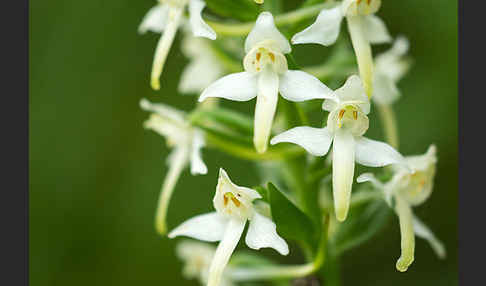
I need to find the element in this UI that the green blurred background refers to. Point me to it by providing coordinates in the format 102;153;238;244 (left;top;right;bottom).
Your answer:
30;0;457;285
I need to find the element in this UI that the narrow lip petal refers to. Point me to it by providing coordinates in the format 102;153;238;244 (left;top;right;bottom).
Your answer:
168;212;229;241
245;212;289;255
188;0;217;40
278;70;334;102
253;68;279;153
199;72;258;102
346;16;374;98
332;129;356;222
207;219;246;286
244;12;291;54
291;7;344;46
155;147;190;235
270;126;333;157
394;196;415;272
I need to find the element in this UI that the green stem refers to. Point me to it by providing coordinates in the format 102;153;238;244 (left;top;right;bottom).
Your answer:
206;3;335;36
376;103;399;149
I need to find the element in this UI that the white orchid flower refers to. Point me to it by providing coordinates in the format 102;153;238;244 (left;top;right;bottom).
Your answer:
169;168;289;286
372;36;411;105
357;145;445;272
139;0;217;90
271;75;406;222
140;98;208;235
199;12;333;153
176;240;235;286
292;0;391;97
178;34;225;94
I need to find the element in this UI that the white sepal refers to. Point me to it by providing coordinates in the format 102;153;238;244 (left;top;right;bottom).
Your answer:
355;136;406;168
199;72;258;102
270;126;333;157
279;70;333;102
245;12;291;54
190;131;208;175
412;215;446;259
138;4;169;34
362;15;391;44
168;212;229;242
291;7;344;46
188;0;217;40
245;212;289;255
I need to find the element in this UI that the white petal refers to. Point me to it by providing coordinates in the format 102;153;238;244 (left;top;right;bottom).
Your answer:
140;98;186;123
253;68;279;153
190;131;208;175
355;136;405;168
138;4;169;34
362;15;391;44
279;70;333;102
245;212;289;255
245;12;291;54
207;219;246;286
412;215;446;259
372;72;400;105
155;147;190;235
178;56;224;94
332;129;355;222
394;197;415;272
356;172;384;189
375;36;411;82
327;75;370;114
168;212;229;242
270;126;333;157
189;0;217;40
150;7;183;90
291;7;343;46
199;72;257;102
346;16;373;98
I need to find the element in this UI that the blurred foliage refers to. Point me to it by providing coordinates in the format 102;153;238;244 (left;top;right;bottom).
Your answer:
30;0;457;285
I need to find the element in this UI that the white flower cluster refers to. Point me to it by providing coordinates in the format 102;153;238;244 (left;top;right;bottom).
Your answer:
137;1;444;284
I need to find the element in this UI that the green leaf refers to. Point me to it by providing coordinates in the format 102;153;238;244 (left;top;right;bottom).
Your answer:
267;182;316;247
206;0;259;21
331;199;392;255
261;0;283;14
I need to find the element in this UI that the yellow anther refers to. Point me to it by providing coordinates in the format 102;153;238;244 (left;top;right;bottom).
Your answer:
268;52;275;62
353;111;358;120
339;109;346;119
256;52;261;61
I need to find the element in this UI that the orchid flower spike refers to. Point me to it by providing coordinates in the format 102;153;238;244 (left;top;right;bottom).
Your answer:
178;33;225;95
176;240;235;286
292;0;391;97
140;98;208;235
271;75;407;222
169;168;289;286
139;0;217;90
357;145;445;272
373;36;411;105
199;12;333;153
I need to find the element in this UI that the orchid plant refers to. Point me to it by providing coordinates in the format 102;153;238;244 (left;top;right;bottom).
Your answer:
137;1;445;285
